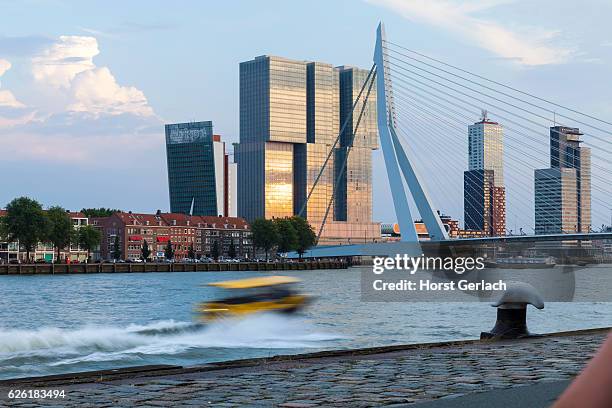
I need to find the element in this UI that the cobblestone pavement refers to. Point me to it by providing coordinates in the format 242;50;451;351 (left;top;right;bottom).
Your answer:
1;330;607;407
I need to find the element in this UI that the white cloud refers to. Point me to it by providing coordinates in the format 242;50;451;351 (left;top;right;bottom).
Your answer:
30;35;153;117
0;58;26;108
68;67;153;117
32;36;98;88
368;0;574;65
0;35;159;161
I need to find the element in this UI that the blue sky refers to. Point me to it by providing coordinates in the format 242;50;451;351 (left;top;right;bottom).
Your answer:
1;0;610;228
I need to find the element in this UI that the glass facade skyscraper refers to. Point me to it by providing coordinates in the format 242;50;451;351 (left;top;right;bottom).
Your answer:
464;113;506;236
237;56;380;244
534;126;591;234
166;122;234;217
166;121;217;216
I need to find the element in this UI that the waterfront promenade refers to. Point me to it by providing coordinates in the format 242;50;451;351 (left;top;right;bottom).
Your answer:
0;327;607;407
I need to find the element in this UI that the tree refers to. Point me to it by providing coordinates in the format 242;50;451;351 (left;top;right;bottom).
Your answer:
141;240;151;261
187;245;195;259
77;225;101;262
227;240;236;259
274;217;298;256
46;206;75;263
211;240;220;260
112;235;122;260
4;197;49;262
290;216;317;259
165;240;174;260
251;218;278;261
80;208;120;218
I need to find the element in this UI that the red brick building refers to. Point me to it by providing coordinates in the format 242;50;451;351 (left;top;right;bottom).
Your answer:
91;212;252;261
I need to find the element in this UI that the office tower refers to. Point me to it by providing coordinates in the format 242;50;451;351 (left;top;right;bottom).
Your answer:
237;55;380;244
534;168;578;234
464;112;506;236
165;122;235;216
550;126;591;233
237;55;306;221
464;169;505;235
294;62;339;227
334;66;378;223
534;127;591;234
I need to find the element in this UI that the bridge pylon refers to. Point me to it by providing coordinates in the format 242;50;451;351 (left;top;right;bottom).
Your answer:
374;22;449;244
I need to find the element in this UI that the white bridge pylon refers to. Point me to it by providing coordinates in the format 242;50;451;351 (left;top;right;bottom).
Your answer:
374;22;449;245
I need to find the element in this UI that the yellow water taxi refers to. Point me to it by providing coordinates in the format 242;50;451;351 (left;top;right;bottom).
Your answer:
196;275;311;321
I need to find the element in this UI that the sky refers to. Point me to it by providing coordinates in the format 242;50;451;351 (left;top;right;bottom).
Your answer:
1;0;611;228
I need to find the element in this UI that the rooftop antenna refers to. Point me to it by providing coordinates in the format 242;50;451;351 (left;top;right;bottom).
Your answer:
481;109;488;121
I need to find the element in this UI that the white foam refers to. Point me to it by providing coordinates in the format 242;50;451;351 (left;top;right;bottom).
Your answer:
0;315;344;370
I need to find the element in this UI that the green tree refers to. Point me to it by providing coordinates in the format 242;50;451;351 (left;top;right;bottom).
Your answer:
227;240;236;259
112;235;122;260
46;206;75;263
251;218;278;261
165;240;174;260
290;216;317;259
141;239;151;261
211;240;220;260
80;208;120;218
4;197;49;262
274;217;298;257
77;225;101;263
188;245;195;259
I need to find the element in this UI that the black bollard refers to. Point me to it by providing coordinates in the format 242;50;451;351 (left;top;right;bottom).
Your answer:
480;282;544;340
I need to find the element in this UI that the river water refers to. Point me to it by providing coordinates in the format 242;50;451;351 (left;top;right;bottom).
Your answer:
1;267;611;379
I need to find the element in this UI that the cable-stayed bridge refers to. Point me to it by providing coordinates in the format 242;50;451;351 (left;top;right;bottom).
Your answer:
294;23;612;258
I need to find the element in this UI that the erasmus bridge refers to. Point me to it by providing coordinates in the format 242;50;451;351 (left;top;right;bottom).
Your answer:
295;23;612;258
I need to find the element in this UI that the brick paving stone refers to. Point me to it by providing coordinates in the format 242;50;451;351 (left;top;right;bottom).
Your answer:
3;330;607;407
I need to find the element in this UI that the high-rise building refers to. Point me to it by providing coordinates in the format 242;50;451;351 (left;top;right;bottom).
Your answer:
237;56;306;221
463;169;505;236
464;112;506;236
334;66;378;224
165;122;236;217
534;168;578;234
534;126;591;234
237;55;380;244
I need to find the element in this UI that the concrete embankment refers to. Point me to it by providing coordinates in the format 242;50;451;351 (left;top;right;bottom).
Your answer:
0;260;347;275
0;327;608;407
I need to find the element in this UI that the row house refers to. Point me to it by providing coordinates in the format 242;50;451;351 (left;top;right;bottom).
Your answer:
91;211;252;261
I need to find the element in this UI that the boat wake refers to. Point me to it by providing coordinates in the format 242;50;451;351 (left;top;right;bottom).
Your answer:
0;314;343;379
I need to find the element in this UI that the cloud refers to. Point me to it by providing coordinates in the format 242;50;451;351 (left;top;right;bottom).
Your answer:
29;35;154;117
0;58;27;111
0;35;159;162
31;36;98;88
368;0;574;65
68;67;153;117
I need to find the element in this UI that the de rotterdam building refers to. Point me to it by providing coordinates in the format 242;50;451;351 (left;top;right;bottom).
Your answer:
236;55;380;244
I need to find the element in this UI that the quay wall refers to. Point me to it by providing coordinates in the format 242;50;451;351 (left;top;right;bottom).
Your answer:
0;261;347;275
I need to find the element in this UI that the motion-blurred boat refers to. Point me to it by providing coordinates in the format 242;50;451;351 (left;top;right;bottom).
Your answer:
196;275;311;322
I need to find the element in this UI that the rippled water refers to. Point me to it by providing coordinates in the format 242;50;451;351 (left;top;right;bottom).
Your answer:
0;267;610;379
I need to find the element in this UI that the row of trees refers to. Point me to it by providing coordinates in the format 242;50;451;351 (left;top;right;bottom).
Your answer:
1;197;101;262
251;216;316;260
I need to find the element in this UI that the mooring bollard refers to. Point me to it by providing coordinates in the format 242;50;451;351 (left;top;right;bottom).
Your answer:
480;282;545;340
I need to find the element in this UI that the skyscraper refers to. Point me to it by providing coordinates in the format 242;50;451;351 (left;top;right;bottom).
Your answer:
237;56;306;221
534;126;591;234
165;122;235;216
237;55;380;244
464;112;506;236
